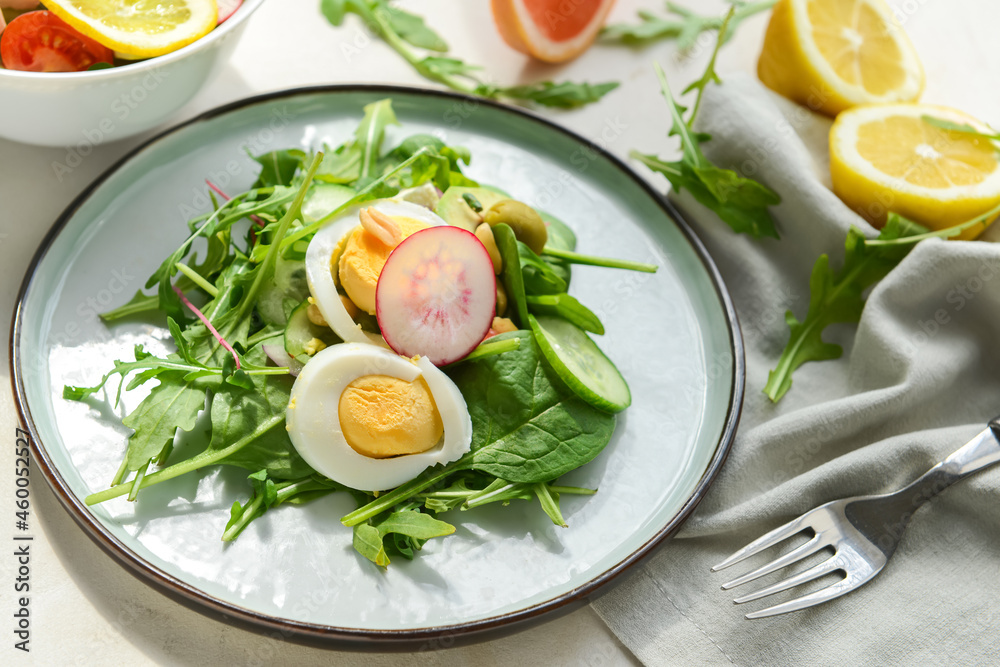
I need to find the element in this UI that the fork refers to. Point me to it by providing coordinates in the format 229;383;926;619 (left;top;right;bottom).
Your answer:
712;417;1000;619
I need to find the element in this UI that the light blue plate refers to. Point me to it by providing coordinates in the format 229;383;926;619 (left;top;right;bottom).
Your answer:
12;86;743;647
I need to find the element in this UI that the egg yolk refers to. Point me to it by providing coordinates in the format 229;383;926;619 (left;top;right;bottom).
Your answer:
337;215;432;315
338;374;444;458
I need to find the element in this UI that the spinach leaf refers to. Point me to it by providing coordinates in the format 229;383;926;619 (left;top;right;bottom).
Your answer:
209;357;312;479
518;242;568;295
456;333;617;483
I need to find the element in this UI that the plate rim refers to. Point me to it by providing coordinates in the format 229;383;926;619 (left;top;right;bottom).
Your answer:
9;83;745;650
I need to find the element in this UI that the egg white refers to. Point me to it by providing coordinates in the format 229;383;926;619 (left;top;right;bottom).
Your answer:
304;199;447;346
285;343;473;491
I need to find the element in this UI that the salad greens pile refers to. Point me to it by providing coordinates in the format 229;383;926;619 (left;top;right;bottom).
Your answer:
67;98;650;566
319;0;618;109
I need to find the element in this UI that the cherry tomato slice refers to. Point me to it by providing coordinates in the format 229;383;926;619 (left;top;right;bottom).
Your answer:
1;11;114;72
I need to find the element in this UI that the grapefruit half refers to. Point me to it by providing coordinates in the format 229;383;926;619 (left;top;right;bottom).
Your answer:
491;0;616;63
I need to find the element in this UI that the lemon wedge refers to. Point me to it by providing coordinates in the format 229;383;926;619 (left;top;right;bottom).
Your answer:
43;0;218;59
758;0;924;116
830;104;1000;239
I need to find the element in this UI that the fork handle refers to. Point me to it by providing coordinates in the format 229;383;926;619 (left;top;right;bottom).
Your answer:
902;419;1000;510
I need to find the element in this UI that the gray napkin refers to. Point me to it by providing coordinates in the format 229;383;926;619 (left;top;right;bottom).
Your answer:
592;73;1000;665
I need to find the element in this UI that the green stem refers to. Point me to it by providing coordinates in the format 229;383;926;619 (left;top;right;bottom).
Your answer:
110;455;129;487
221;492;266;542
230;154;324;329
85;414;285;505
686;8;733;128
533;482;566;527
542;247;658;273
547;485;597;495
340;460;471;526
865;202;1000;247
127;460;150;502
175;263;218;297
445;337;520;367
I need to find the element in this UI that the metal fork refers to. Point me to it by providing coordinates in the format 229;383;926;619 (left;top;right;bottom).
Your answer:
712;417;1000;619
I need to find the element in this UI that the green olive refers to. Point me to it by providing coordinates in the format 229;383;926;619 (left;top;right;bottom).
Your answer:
495;282;508;317
483;199;548;255
475;223;503;274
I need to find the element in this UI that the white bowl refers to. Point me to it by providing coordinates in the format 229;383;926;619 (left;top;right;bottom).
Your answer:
0;0;265;147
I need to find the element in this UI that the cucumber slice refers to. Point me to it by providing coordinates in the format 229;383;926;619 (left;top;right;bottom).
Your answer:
284;301;342;363
302;183;356;222
528;314;631;414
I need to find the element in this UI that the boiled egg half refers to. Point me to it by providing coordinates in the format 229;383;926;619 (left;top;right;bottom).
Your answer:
305;199;446;346
285;343;473;491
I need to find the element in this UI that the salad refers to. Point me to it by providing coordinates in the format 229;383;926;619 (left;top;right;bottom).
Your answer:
66;99;658;567
0;0;240;72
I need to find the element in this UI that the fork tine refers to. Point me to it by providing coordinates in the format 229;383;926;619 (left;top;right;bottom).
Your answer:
744;577;857;619
721;534;826;590
732;555;842;604
711;514;812;572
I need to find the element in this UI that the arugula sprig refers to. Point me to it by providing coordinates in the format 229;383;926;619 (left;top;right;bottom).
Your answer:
602;0;777;51
765;204;1000;402
319;0;618;109
633;14;781;239
921;115;1000;143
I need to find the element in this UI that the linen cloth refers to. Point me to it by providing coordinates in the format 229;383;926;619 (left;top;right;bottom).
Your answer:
592;73;1000;665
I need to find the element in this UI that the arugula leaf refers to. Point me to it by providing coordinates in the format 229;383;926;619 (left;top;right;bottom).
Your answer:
353;509;455;567
224;473;345;541
317;99;399;184
633;60;781;239
251;150;305;188
381;4;448;52
764;215;926;402
208;361;312;479
487;81;620;109
320;0;618;109
602;0;777;51
921;115;1000;142
121;377;205;473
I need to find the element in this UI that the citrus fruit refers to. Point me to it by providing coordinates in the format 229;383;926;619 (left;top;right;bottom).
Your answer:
830;104;1000;239
491;0;615;63
758;0;924;116
42;0;217;59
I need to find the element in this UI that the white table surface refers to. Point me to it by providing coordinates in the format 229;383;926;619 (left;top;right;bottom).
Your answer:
2;1;997;664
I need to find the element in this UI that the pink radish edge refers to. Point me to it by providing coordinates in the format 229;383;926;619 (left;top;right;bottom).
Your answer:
217;0;243;24
375;226;496;366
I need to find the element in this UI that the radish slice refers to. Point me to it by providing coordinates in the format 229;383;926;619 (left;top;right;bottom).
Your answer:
262;343;304;376
218;0;243;24
376;226;496;366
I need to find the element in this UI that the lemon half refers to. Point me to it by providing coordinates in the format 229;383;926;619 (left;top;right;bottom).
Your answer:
758;0;924;116
830;104;1000;239
44;0;218;59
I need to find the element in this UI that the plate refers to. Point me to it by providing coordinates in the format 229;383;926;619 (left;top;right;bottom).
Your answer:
11;86;744;648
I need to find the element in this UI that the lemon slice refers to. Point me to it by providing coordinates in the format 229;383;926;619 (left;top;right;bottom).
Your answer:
830;104;1000;239
758;0;924;116
43;0;218;59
